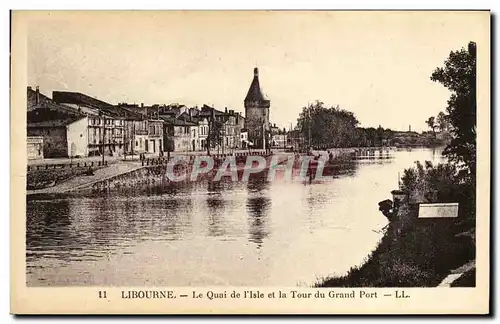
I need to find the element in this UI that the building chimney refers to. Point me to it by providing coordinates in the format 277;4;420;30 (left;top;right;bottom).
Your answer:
225;107;228;114
409;125;411;132
254;67;259;77
35;86;40;105
141;103;144;108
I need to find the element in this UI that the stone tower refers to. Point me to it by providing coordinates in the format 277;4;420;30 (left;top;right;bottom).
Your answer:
244;67;270;149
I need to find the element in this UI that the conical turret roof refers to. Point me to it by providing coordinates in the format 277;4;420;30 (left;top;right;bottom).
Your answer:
245;67;269;102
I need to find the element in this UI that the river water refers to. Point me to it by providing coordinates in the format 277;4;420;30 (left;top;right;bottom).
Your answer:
26;148;445;286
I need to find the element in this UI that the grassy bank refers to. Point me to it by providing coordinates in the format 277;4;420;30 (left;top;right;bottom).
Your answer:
451;268;476;287
317;161;476;287
317;209;475;287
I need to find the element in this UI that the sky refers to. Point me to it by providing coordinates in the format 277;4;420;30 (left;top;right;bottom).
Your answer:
26;11;488;132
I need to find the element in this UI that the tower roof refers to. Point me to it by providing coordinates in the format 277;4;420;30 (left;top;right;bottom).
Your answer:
244;67;269;102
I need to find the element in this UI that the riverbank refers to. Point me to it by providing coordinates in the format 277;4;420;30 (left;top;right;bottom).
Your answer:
316;202;475;287
316;157;476;288
26;162;144;196
27;148;359;196
26;151;279;196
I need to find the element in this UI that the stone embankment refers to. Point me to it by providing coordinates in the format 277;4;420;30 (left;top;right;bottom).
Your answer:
26;147;390;196
27;151;274;195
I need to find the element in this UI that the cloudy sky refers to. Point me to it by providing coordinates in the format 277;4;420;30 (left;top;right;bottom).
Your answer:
27;11;488;131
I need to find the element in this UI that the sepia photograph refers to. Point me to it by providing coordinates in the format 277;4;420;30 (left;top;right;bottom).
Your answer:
11;10;490;314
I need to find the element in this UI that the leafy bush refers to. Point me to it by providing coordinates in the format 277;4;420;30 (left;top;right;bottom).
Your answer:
318;161;476;288
401;161;475;220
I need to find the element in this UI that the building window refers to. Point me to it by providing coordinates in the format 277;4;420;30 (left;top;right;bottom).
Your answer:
136;140;138;147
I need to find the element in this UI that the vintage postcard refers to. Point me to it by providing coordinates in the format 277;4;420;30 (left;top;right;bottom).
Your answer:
11;10;490;314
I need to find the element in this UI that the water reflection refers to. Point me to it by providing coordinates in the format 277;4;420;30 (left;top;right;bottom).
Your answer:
206;181;226;237
26;199;73;263
246;174;271;249
26;149;445;286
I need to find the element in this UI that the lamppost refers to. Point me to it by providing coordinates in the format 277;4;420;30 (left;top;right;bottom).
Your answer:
308;104;312;150
262;123;266;152
123;112;127;161
222;124;226;155
100;111;105;165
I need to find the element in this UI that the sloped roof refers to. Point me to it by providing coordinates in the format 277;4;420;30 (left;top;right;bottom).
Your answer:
244;67;269;102
53;91;114;109
108;106;144;120
190;115;208;123
159;115;198;126
199;105;225;116
27;87;51;110
27;87;86;119
27;116;86;128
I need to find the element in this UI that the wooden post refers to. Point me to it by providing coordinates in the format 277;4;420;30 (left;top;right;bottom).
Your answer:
101;113;106;166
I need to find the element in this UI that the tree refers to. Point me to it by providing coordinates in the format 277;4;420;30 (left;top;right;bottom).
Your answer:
383;128;394;146
436;111;449;132
206;112;222;156
426;116;438;141
375;125;385;146
363;127;377;147
165;137;174;159
431;41;476;176
296;101;359;148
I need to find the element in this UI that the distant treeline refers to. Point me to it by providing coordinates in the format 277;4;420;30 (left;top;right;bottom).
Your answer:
295;101;451;148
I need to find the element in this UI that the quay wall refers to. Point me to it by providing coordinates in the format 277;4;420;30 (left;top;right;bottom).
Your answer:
311;147;396;159
75;151;273;193
74;148;393;193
